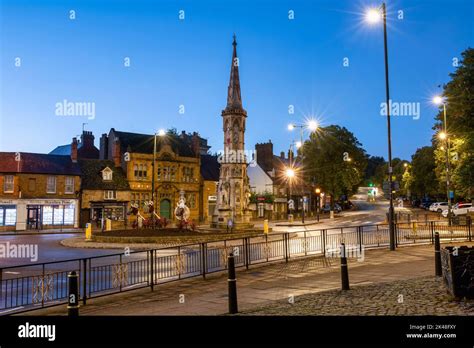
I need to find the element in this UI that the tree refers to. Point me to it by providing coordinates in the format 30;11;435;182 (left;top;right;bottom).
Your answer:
433;48;474;200
365;155;386;187
409;146;440;198
302;125;367;208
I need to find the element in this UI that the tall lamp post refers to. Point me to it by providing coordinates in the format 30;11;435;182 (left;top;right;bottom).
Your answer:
285;167;295;221
288;119;318;223
288;119;319;155
366;3;396;251
433;96;452;224
315;188;321;222
151;129;166;228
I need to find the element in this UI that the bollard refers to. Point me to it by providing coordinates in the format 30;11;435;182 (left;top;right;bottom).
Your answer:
434;232;442;277
227;253;238;314
67;271;80;316
263;219;269;234
340;243;350;290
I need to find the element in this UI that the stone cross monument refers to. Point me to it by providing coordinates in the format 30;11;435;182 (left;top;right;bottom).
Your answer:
212;35;253;230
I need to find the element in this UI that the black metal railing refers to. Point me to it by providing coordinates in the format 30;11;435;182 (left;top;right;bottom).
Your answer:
0;219;471;314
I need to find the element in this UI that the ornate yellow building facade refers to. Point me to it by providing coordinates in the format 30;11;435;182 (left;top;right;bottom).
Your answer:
100;128;206;222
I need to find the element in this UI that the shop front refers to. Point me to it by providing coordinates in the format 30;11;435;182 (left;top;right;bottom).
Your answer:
0;199;79;231
0;200;17;232
89;201;128;229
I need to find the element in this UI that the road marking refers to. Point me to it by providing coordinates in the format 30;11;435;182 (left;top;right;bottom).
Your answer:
4;271;20;275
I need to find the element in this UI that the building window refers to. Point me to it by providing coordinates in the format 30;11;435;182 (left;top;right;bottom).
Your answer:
134;165;139;178
186;193;196;209
157;167;161;181
64;205;75;224
43;206;53;224
134;164;148;180
42;205;74;226
53;206;64;225
65;177;75;194
170;166;176;181
183;167;194;182
102;168;113;181
3;175;14;193
104;190;117;200
46;176;56;193
0;205;16;226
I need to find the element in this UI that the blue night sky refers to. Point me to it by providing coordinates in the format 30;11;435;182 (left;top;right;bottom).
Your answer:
1;0;472;160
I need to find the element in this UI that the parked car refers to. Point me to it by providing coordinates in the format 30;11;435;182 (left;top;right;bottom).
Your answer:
420;201;434;210
322;203;342;213
442;203;473;217
430;202;448;212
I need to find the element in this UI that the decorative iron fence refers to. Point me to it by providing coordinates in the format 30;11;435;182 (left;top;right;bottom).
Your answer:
0;220;471;314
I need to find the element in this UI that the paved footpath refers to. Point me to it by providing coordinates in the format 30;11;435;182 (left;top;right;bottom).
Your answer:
24;242;473;316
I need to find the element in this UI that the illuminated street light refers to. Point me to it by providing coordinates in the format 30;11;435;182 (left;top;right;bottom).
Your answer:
286;168;295;178
404;163;408;168
287;123;295;131
152;128;166;228
432;94;452;223
307;119;318;132
295;141;302;149
366;8;382;24
432;95;444;105
366;2;396;251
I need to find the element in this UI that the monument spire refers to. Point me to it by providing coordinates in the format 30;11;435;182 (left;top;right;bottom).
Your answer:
226;34;242;110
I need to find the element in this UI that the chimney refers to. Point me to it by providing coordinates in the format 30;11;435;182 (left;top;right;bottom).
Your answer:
81;130;95;149
191;133;201;157
113;138;121;167
280;151;285;159
255;142;273;172
288;149;294;162
71;137;78;163
99;133;108;160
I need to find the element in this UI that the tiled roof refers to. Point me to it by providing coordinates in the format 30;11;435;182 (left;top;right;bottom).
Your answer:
0;152;82;175
49;144;77;156
113;130;196;157
200;154;220;181
78;159;130;190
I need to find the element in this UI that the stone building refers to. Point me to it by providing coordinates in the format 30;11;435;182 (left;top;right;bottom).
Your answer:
212;36;253;229
78;158;131;229
247;141;289;220
99;128;203;221
0;150;81;231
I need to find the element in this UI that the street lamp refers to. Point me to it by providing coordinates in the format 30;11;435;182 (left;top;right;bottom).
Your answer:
365;3;396;251
287;119;319;145
315;188;321;222
151;129;166;228
433;95;452;223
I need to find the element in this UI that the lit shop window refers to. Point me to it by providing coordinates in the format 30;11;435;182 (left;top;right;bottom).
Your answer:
42;206;53;225
64;205;74;224
0;206;16;226
53;206;64;225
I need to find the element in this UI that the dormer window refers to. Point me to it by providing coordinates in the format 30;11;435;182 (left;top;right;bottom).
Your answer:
102;167;113;181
